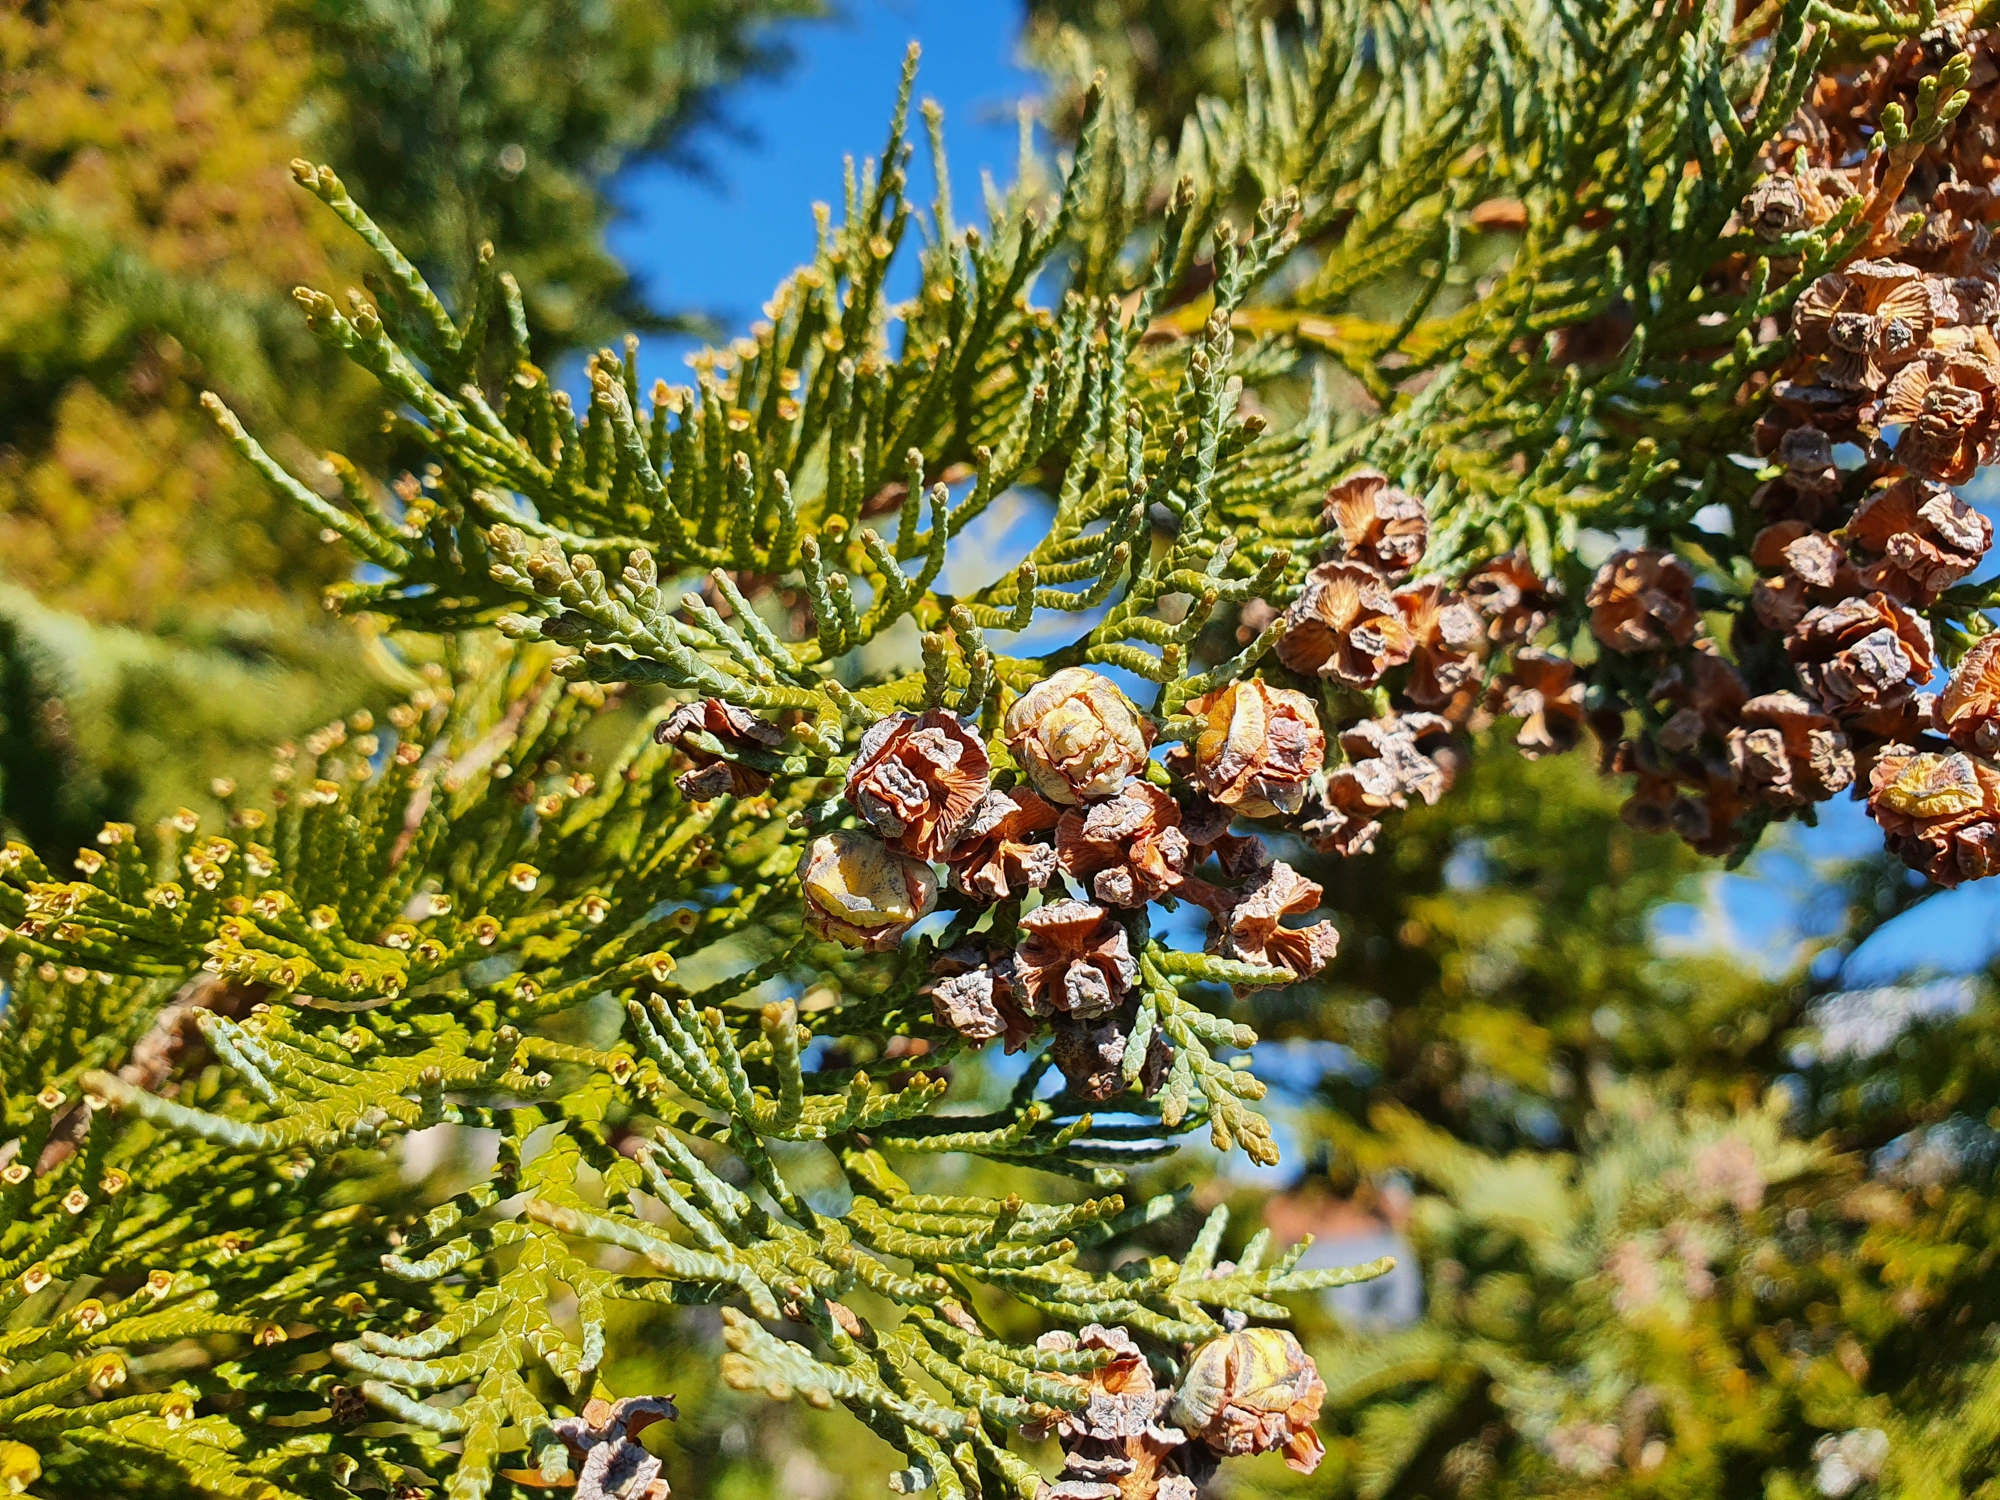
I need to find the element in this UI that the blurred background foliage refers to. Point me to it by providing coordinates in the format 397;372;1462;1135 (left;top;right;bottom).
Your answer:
6;1;1999;1496
0;0;816;850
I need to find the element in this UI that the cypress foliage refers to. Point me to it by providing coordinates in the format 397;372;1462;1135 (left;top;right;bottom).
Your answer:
10;1;2000;1497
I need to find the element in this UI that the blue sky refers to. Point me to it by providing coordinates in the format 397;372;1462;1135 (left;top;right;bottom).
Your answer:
600;1;2000;990
605;0;1042;393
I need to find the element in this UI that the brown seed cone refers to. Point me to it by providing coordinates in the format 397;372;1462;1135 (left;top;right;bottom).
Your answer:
1751;569;1819;635
1726;692;1856;806
1049;1013;1130;1103
1673;770;1756;859
1786;592;1936;717
920;948;1024;1046
1004;668;1154;806
655;699;785;800
1751;520;1850;585
1618;752;1753;859
1774;425;1843;497
1029;1326;1200;1500
844;710;992;860
1880;350;2000;482
1940;635;2000;756
1056;781;1192;908
1764;377;1873;445
1394;584;1486;712
1210;861;1339;980
1929;269;2000;328
1846;695;1941;786
1928;323;2000;366
1172;1327;1328;1475
1235;596;1280;645
1464;551;1558;644
1845;477;1992;605
1741;173;1812;240
1867;746;2000;888
1651;650;1750;753
1321;470;1429;576
1586;550;1701;654
1048;1002;1171;1103
1749;473;1839;529
1014;899;1138;1020
1616;749;1680;839
1792;260;1934;391
799;831;938;951
1178;681;1326;818
947;787;1060;902
1275;560;1416;686
1492;649;1586;759
1175;793;1274;882
1300;714;1456;856
1904;208;1992;275
548;1395;679;1500
1749;521;1858;634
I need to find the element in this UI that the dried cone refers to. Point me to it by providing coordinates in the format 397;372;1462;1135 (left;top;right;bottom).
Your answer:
1773;425;1841;500
1786;592;1935;718
799;831;937;951
548;1395;679;1500
1880;351;2000;483
1663;771;1753;858
1867;746;2000;887
1234;597;1279;646
947;787;1060;901
1049;1014;1128;1102
924;950;1029;1047
1845;478;1991;605
1766;373;1870;435
1032;1325;1200;1500
1050;1005;1169;1103
655;700;784;800
1172;1327;1327;1475
1905;204;1990;275
1004;668;1153;806
1792;260;1934;390
1211;862;1339;980
1177;794;1274;880
1587;550;1702;654
1464;551;1557;644
1322;470;1428;576
1493;650;1586;758
1275;560;1416;685
1932;269;2000;328
1726;692;1855;806
1057;781;1194;907
1654;651;1750;755
1741;173;1811;240
1394;584;1485;711
1615;740;1754;858
1300;714;1456;857
1750;521;1854;633
844;711;992;860
1939;635;2000;755
1180;680;1326;818
1014;899;1137;1020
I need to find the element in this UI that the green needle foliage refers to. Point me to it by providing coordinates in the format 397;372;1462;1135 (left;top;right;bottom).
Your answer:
0;643;1375;1499
12;0;2000;1496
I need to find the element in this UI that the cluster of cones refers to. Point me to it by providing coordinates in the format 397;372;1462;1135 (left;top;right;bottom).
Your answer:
662;667;1344;1100
1266;25;2000;887
1587;27;2000;883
